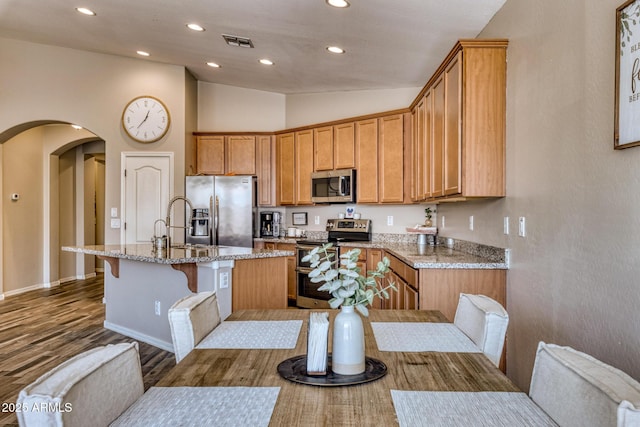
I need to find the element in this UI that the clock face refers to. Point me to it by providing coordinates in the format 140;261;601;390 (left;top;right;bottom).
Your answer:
122;96;170;143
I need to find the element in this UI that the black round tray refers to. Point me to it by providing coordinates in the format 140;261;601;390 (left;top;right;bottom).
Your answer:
277;354;387;387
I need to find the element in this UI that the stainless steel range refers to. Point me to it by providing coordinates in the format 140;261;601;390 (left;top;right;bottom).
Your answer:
296;219;371;309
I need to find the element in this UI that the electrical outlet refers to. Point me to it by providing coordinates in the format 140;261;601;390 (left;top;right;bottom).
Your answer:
387;216;393;226
518;216;526;237
469;215;474;231
154;300;161;316
314;215;320;225
441;215;445;228
503;217;510;235
220;272;229;289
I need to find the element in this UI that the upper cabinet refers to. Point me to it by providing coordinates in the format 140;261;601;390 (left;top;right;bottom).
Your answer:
256;135;276;206
194;134;256;175
313;126;334;171
411;39;508;201
276;132;296;206
355;113;406;204
333;122;356;170
295;130;314;205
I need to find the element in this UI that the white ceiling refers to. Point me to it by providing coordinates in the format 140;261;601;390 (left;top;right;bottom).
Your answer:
0;0;506;94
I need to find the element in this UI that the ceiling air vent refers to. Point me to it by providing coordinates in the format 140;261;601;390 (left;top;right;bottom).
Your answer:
222;34;254;48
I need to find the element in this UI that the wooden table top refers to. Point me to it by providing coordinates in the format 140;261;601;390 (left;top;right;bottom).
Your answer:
157;309;519;426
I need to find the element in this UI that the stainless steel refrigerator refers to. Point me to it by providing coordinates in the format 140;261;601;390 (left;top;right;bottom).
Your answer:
185;175;257;248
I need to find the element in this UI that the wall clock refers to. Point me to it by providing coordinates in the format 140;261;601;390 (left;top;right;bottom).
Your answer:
121;96;170;143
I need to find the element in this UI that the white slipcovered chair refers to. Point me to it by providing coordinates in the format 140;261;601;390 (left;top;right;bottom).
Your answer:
530;342;640;427
17;342;143;427
168;291;221;363
453;293;509;367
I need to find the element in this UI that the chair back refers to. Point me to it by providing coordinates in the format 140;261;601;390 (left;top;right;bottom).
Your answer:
168;291;221;363
453;293;508;367
17;342;143;427
530;342;640;427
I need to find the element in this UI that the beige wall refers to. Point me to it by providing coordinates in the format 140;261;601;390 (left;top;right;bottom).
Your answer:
2;127;44;293
58;150;76;281
285;87;420;128
0;38;189;248
430;0;640;389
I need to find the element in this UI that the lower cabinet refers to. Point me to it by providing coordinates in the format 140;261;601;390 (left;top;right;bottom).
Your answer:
386;253;419;310
254;241;297;302
232;257;288;310
418;268;506;322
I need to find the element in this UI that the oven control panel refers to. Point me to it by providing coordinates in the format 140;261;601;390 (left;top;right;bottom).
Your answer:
326;218;371;232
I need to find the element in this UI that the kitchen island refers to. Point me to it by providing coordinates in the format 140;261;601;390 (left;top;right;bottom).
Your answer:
62;244;294;352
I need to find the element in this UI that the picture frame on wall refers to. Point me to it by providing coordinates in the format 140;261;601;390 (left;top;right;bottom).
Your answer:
615;0;640;149
292;212;308;226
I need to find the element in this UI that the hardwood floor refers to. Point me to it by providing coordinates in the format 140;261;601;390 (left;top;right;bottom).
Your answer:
0;274;176;426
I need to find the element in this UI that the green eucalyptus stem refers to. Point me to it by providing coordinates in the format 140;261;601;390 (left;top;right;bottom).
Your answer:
301;243;397;317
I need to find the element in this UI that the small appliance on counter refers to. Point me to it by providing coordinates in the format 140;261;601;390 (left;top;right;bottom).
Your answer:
260;211;281;238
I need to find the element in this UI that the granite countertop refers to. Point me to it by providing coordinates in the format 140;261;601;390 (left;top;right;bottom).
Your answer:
62;244;294;265
337;241;509;270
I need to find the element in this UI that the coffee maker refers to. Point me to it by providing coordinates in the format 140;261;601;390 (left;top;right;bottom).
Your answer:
260;211;281;238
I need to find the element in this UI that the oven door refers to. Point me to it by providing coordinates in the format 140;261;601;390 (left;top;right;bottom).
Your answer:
295;244;337;309
296;270;331;309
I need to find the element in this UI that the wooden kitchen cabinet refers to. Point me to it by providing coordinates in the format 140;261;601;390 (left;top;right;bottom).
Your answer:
355;118;379;203
195;136;225;175
410;39;507;201
418;268;506;322
194;134;257;176
355;114;405;204
226;135;256;175
314;126;334;171
257;135;276;206
276;132;295;205
276;243;297;302
387;253;419;310
232;257;288;310
378;114;405;203
295;130;314;205
334;122;356;169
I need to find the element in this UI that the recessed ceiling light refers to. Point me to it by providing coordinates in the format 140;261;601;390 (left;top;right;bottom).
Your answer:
75;7;96;16
71;124;83;130
186;23;205;32
327;46;345;54
259;59;274;66
137;51;150;57
206;62;221;68
326;0;350;8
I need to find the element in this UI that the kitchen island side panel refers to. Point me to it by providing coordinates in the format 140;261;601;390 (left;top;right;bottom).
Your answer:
103;259;218;351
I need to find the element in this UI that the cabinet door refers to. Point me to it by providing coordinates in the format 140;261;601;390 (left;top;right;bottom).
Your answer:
444;52;462;196
411;102;424;201
422;91;433;199
196;136;225;175
431;78;445;198
334;122;356;169
379;114;404;203
277;243;297;301
355;119;379;203
276;133;295;205
404;283;419;310
314;126;334;171
226;136;256;175
295;130;314;205
257;135;275;206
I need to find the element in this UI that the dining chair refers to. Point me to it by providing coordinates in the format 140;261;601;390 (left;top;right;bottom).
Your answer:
16;342;144;427
529;342;640;427
168;291;221;363
453;293;509;367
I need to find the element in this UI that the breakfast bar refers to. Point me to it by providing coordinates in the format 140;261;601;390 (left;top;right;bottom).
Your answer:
62;244;294;352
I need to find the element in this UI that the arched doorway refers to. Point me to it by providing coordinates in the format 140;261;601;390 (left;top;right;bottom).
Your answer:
0;122;105;298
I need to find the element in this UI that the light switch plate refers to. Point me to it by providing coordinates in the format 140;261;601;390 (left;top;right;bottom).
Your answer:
110;218;121;229
111;207;118;218
518;217;526;237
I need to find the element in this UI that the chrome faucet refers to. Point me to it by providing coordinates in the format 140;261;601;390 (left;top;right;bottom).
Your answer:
165;196;194;247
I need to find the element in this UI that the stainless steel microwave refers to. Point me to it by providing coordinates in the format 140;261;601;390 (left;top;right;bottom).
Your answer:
311;169;356;203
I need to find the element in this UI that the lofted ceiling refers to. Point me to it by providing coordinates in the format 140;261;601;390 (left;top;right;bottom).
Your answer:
0;0;506;94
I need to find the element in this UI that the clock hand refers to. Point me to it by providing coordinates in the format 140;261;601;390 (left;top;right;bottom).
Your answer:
137;110;150;128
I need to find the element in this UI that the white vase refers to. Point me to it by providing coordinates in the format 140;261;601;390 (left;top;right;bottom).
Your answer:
332;305;365;375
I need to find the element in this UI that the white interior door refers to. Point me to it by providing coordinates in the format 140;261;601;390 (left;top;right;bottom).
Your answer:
122;153;173;244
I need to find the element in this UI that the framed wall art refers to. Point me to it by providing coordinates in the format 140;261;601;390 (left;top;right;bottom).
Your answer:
616;0;640;149
292;212;308;226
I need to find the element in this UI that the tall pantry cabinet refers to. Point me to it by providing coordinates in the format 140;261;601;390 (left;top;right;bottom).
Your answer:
411;39;507;202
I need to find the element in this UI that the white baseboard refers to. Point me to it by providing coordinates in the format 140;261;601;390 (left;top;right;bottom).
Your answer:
59;276;76;284
103;321;174;353
3;283;47;297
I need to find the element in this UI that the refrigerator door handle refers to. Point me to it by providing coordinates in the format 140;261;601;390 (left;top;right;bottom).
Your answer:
214;195;219;246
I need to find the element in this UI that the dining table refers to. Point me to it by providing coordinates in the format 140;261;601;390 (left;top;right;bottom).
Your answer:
154;309;526;426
